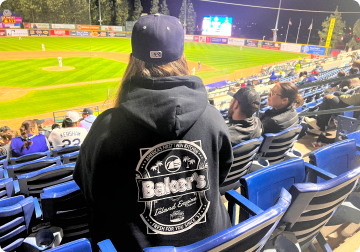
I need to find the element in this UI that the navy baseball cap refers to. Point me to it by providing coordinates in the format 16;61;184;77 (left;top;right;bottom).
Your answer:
227;87;261;107
81;108;93;114
131;14;184;64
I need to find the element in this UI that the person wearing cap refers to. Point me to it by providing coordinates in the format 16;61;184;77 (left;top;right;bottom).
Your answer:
305;70;318;83
0;126;10;133
339;67;360;90
79;108;97;132
261;82;303;134
73;14;233;250
227;87;263;146
48;111;88;149
9;120;50;160
287;68;296;77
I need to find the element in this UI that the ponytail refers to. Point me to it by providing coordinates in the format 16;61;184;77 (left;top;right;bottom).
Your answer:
19;120;37;152
279;82;304;108
294;93;304;108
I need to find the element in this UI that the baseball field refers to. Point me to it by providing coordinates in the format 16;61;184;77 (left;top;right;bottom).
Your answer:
0;36;301;126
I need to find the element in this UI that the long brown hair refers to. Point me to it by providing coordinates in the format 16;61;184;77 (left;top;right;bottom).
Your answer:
115;54;190;105
279;82;304;108
19;120;38;151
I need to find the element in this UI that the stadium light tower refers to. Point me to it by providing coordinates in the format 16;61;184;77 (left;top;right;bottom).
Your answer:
183;0;187;35
273;0;282;42
98;0;103;26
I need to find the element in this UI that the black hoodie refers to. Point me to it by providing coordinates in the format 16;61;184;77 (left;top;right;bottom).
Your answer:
227;116;263;146
73;75;233;250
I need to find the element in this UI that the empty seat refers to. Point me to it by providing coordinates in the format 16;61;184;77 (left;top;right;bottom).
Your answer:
18;164;75;198
6;157;61;179
0;195;41;251
52;145;81;160
9;151;51;165
40;180;89;244
63;151;80;164
46;238;117;252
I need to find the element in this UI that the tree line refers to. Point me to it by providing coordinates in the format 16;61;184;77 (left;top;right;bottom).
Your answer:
0;0;197;34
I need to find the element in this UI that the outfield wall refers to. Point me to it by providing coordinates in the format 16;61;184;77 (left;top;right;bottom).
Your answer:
0;26;346;56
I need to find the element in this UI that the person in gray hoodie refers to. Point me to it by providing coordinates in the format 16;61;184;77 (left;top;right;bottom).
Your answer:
73;14;233;251
79;108;97;132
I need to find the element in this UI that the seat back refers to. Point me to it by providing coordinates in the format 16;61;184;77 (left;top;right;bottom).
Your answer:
281;166;360;251
40;180;89;244
309;139;356;181
0;155;6;161
221;137;263;187
18;164;75;198
259;126;302;164
52;146;81;159
336;115;360;141
63;151;80;164
0;195;40;251
6;157;61;179
46;238;92;252
0;178;18;199
10;151;51;165
144;189;291;252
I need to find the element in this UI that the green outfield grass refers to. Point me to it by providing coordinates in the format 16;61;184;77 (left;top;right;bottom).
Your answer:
0;36;301;120
0;81;119;120
0;57;126;88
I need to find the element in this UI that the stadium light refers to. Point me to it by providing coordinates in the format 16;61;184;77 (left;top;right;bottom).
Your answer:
273;0;282;42
98;0;102;26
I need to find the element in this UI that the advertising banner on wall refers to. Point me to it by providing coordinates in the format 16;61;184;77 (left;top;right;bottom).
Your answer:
199;36;210;43
228;38;245;46
0;30;6;36
24;23;50;29
6;29;28;36
101;25;123;31
51;24;76;29
90;31;107;37
1;10;22;23
245;40;262;48
280;43;302;53
0;23;20;28
77;25;99;30
301;45;326;55
70;31;77;36
75;31;90;36
194;36;199;42
50;30;70;36
185;35;194;41
210;37;228;44
262;42;281;50
107;32;126;37
29;30;50;36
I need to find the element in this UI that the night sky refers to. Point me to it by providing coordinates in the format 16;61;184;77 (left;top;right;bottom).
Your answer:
136;0;360;44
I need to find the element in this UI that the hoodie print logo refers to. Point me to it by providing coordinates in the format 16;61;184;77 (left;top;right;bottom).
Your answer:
136;140;210;235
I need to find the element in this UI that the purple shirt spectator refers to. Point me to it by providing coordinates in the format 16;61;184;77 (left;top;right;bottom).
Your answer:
11;134;49;157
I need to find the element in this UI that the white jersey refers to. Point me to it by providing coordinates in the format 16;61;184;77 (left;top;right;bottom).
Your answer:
48;127;88;149
58;56;62;61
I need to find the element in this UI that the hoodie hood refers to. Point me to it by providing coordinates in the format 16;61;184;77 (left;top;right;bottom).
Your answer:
84;114;96;123
119;75;208;139
228;116;263;146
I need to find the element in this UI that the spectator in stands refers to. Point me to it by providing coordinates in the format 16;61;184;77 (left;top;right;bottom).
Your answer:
306;91;360;134
0;126;10;133
51;124;61;130
352;60;360;69
73;14;233;251
0;130;15;156
34;119;51;138
327;71;346;95
306;70;319;83
288;68;296;77
48;111;88;149
295;61;301;71
339;67;360;89
227;87;263;146
79;108;97;132
9;120;50;159
261;82;303;134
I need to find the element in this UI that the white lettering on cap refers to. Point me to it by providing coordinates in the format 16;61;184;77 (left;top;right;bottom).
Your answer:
150;51;162;58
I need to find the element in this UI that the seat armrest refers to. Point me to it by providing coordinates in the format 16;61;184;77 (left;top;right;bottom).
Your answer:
33;197;42;219
356;144;360;151
98;239;118;252
13;180;20;194
225;190;264;216
305;162;337;181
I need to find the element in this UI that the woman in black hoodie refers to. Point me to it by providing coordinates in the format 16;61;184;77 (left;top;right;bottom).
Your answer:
74;14;233;251
261;82;303;134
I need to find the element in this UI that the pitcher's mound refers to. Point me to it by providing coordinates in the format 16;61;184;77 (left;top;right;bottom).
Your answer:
42;66;75;71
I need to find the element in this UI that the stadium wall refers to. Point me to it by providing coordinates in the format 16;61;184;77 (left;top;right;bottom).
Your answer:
2;23;347;56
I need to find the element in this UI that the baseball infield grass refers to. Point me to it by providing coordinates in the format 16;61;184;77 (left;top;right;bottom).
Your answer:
0;36;301;120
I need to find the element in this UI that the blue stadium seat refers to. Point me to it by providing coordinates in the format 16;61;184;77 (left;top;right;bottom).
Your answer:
220;137;263;195
52;145;81;159
0;195;42;251
9;150;51;165
18;163;75;197
63;151;80;164
240;158;360;252
40;180;89;244
0;177;19;199
6;157;61;179
144;188;291;252
346;131;360;156
336;115;360;141
45;238;117;252
252;125;302;169
0;155;6;161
